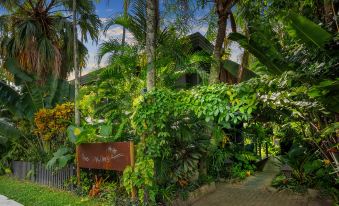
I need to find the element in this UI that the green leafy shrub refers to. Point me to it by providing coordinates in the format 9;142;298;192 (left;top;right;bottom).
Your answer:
128;85;258;203
207;147;231;179
46;146;73;170
231;151;257;179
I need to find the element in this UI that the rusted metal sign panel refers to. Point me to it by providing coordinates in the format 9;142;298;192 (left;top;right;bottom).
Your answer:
77;142;134;171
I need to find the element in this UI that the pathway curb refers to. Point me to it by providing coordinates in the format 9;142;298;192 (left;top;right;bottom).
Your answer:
0;195;24;206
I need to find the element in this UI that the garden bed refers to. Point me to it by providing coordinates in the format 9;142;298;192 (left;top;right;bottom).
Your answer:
171;182;216;206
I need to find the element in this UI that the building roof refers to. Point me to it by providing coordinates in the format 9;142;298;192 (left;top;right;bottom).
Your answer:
188;32;213;53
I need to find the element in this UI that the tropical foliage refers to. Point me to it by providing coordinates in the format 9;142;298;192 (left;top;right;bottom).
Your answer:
0;0;338;205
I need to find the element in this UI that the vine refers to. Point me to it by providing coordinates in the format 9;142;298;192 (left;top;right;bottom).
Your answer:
123;83;258;204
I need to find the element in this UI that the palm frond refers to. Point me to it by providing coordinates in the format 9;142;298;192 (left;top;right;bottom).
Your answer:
97;39;123;64
78;12;101;43
104;0;146;44
98;65;125;81
0;0;99;81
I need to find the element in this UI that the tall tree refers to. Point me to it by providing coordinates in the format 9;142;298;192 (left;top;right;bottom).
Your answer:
145;0;159;91
73;0;80;126
209;0;235;84
0;0;100;82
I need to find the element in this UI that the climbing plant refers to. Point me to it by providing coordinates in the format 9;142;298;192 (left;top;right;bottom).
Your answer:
122;83;258;203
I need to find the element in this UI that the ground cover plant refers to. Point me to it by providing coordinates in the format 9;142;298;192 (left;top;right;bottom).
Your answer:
0;176;101;206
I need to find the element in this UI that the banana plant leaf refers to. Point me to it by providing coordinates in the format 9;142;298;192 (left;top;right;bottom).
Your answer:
223;60;256;81
1;58;74;120
308;78;339;113
283;12;332;49
228;32;290;75
0;81;23;118
4;58;33;83
0;118;21;145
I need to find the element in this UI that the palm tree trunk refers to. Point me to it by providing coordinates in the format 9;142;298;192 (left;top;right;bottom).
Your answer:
73;0;80;126
122;27;126;45
122;0;130;45
146;0;158;91
209;0;234;84
72;0;81;186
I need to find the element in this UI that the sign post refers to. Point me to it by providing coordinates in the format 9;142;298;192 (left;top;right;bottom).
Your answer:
76;141;136;199
77;142;134;170
129;141;136;200
76;146;80;185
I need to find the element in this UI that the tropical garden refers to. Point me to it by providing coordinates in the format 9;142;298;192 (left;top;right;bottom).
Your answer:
0;0;338;205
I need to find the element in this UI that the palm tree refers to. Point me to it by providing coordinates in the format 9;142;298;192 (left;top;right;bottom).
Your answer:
101;0;211;89
0;0;100;82
73;0;80;126
145;0;159;91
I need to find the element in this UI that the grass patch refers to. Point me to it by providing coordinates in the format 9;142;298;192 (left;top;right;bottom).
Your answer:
0;175;101;206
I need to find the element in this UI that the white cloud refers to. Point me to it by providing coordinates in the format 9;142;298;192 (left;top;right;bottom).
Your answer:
191;24;208;35
99;17;109;24
100;26;135;44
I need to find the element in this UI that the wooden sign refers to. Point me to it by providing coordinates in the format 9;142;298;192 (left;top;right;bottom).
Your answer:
77;142;134;171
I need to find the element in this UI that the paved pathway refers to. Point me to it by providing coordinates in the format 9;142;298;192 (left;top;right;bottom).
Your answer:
193;157;332;206
0;195;23;206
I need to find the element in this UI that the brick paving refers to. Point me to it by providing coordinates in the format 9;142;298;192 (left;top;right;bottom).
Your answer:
193;157;332;206
193;185;308;206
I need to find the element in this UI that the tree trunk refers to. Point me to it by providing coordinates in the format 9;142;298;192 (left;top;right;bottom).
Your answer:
209;0;234;84
146;0;158;91
335;113;339;143
73;0;81;186
209;13;227;84
219;20;229;84
73;0;80;127
122;0;129;46
324;0;333;25
238;24;249;83
122;27;126;46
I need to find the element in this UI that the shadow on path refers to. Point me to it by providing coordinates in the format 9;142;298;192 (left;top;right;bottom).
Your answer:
192;157;331;206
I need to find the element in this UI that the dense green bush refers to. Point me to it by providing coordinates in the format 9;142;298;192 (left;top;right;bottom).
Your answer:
123;85;258;204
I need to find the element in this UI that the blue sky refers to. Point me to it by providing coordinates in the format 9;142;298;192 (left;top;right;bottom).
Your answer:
83;0;126;76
